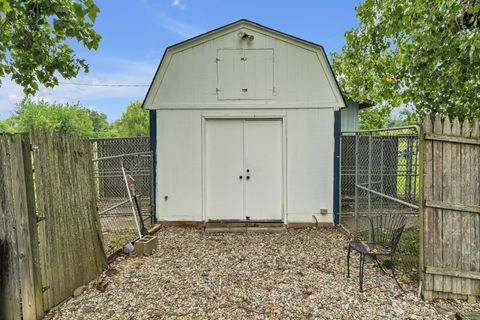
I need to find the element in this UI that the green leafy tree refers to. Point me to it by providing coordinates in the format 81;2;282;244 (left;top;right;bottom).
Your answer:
111;101;149;137
0;118;16;133
14;99;93;136
0;119;15;132
84;108;111;137
359;105;392;130
0;0;101;94
7;98;111;137
332;0;480;120
388;108;420;127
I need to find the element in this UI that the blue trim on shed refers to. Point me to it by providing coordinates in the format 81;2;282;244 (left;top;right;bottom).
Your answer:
149;110;157;224
333;110;341;224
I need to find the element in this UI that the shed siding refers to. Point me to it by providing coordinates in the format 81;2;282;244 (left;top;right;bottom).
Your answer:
156;108;334;223
145;24;343;110
146;20;346;224
341;97;360;131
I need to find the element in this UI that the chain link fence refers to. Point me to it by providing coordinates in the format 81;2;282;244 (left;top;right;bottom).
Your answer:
340;126;421;280
90;137;153;256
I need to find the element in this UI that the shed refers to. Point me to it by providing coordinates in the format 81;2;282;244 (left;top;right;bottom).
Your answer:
341;94;373;131
143;19;350;225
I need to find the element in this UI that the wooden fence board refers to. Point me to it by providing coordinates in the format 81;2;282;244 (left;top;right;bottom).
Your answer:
0;135;43;319
0;135;22;320
1;132;107;318
422;116;434;298
451;117;462;294
10;135;38;319
433;114;445;292
20;134;44;318
472;121;480;297
34;131;55;309
472;121;480;296
424;133;480;145
424;201;480;214
33;131;107;310
442;117;453;294
422;115;480;301
460;119;471;295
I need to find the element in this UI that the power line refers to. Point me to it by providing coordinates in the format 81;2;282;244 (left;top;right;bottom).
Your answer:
59;82;149;87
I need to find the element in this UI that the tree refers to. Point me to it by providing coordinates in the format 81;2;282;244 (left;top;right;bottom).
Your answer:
0;119;14;132
0;0;101;94
332;0;480;120
84;108;111;137
6;98;111;137
388;107;419;127
358;105;392;130
111;101;149;137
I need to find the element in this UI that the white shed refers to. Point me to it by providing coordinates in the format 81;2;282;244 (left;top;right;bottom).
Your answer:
142;19;348;226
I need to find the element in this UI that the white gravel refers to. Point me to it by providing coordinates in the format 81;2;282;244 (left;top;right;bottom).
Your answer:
49;227;479;319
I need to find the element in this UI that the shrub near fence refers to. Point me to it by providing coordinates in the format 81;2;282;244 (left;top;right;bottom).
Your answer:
421;115;480;302
0;132;107;320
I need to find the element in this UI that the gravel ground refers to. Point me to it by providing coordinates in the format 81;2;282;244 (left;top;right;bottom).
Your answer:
50;227;479;320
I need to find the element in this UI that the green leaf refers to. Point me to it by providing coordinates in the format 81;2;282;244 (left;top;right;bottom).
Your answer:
0;0;101;95
332;0;480;122
0;0;11;13
86;0;100;22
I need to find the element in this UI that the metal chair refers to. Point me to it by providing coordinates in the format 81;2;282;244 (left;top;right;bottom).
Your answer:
346;214;407;292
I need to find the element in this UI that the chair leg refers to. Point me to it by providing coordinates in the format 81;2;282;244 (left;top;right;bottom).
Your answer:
346;244;351;278
391;265;404;292
359;254;365;292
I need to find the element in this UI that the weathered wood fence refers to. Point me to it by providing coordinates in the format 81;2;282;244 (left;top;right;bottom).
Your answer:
421;115;480;302
0;132;107;320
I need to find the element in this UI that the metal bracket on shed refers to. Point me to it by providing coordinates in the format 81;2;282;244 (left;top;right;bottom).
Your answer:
36;215;46;223
42;286;50;292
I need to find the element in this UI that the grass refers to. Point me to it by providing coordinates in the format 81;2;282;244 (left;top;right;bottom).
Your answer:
395;227;420;281
396;155;420;203
102;229;138;256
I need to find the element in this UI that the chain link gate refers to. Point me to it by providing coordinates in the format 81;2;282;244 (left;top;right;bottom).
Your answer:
90;137;153;255
340;126;421;234
339;126;421;279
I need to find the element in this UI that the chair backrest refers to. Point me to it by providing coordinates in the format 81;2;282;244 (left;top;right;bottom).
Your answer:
368;214;407;253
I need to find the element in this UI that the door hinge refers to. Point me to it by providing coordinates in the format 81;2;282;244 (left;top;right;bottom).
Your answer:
216;58;221;63
36;215;46;223
31;144;39;152
42;286;50;292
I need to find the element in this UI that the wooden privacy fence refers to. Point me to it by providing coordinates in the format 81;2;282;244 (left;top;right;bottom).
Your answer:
0;134;42;320
0;132;107;320
421;115;480;302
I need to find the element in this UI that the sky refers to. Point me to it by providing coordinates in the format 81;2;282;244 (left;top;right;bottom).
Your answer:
0;0;362;121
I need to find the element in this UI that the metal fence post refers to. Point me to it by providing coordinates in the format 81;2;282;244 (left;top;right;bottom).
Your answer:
354;132;359;233
339;133;343;225
368;132;373;241
380;136;385;214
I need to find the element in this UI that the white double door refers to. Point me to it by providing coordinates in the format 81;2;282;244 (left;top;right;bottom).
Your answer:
206;119;283;221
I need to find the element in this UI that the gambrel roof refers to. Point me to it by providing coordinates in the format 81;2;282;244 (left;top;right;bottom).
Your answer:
142;19;347;110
